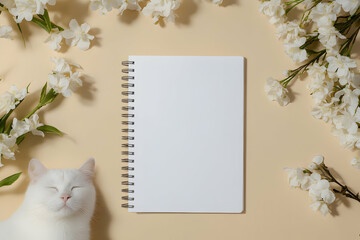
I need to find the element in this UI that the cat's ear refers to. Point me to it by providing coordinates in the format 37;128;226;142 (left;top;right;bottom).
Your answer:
79;158;95;179
28;159;48;181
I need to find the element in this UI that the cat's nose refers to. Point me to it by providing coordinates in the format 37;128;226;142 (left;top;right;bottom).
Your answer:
61;194;71;202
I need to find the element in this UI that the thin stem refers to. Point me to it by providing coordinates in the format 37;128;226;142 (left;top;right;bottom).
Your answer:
23;104;42;120
320;165;360;202
286;0;305;14
280;50;326;87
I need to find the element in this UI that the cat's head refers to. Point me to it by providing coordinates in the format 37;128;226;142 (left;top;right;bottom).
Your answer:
25;158;96;219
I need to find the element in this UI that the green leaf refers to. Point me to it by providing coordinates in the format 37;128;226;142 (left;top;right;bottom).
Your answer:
0;108;15;133
37;125;62;136
43;9;52;32
51;22;64;31
40;82;47;102
0;172;22;188
31;17;50;33
16;23;26;47
37;14;45;21
41;88;58;105
5;119;13;134
0;86;29;133
16;134;25;145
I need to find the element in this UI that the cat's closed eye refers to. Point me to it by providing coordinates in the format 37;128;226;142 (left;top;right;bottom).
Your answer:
47;187;58;191
71;186;82;191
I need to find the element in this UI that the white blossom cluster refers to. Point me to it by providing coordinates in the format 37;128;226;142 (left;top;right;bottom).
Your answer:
0;26;13;39
264;77;290;106
48;57;82;98
285;156;336;216
0;57;82;167
351;157;360;169
1;0;56;23
0;0;53;39
0;0;94;50
89;0;222;24
261;0;360;151
0;112;45;167
45;19;94;51
0;86;27;119
0;85;44;167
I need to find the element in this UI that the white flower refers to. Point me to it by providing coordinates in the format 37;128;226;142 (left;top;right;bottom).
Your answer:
42;0;55;4
48;58;82;97
309;179;336;204
212;0;223;4
50;71;82;98
327;55;357;85
48;72;82;98
48;74;70;97
312;85;333;104
332;128;360;149
118;0;142;14
284;37;308;63
311;103;338;123
90;0;122;14
0;26;13;39
333;108;360;134
259;0;286;24
67;71;82;95
45;29;63;51
8;85;27;102
25;114;44;136
285;168;320;190
303;0;315;9
312;155;324;165
310;2;341;27
264;77;290;106
307;63;327;85
0;92;15;117
336;0;360;15
10;0;45;23
321;189;336;204
335;88;360;115
310;201;330;216
276;21;306;43
51;57;72;73
62;19;94;51
10;118;30;137
351;157;360;169
10;114;43;137
0;134;17;167
318;26;346;50
333;110;360;134
307;63;334;104
0;0;15;9
142;0;180;23
49;72;82;97
285;168;308;189
0;86;27;116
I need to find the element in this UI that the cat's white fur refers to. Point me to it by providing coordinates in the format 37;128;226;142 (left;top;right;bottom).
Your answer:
0;158;96;240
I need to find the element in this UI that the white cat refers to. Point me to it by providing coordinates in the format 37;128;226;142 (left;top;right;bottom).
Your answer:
0;158;96;240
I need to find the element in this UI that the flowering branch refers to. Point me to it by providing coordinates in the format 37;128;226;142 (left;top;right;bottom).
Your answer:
0;0;94;51
89;0;223;24
286;155;360;216
319;163;360;202
260;0;360;155
0;57;83;189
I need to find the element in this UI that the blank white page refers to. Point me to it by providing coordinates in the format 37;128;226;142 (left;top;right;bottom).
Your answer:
127;56;244;213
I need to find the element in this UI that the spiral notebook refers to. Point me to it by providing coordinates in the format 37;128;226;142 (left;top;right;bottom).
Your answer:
121;56;244;213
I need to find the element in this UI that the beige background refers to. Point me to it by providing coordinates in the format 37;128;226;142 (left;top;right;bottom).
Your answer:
0;0;359;239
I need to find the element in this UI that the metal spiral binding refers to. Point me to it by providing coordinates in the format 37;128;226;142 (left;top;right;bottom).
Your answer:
121;60;135;209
